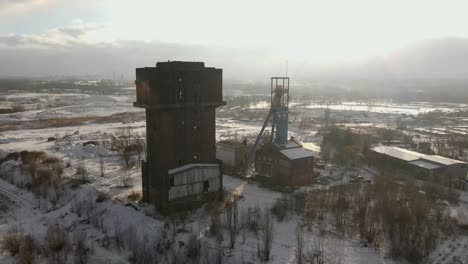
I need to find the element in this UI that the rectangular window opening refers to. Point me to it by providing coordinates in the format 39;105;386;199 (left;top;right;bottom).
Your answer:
203;180;209;192
170;176;174;187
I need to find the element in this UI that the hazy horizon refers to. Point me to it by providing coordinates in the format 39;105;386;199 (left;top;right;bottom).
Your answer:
2;0;468;82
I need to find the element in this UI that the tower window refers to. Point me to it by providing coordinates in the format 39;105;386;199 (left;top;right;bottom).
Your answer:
170;176;174;187
203;180;209;192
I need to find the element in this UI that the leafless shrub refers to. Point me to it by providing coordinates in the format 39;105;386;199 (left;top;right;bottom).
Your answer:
209;212;221;237
186;233;201;262
245;205;261;233
122;226;141;263
19;151;45;166
113;219;125;250
99;155;105;177
260;209;274;261
96;192;110;203
105;127;143;170
0;102;24;114
71;192;96;220
18;235;35;264
305;235;326;264
46;224;67;252
75;160;88;183
127;189;141;202
89;211;104;231
1;226;24;256
131;235;160;264
302;175;453;263
73;231;90;264
45;224;69;264
296;226;305;264
224;198;238;252
271;194;294;221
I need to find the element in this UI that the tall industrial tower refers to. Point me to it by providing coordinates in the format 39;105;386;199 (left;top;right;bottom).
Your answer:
134;61;226;212
249;77;314;187
250;77;290;160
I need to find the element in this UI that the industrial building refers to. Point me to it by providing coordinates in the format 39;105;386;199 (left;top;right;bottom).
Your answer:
369;146;468;180
216;139;251;177
134;61;226;212
334;126;373;151
255;138;314;186
250;77;314;187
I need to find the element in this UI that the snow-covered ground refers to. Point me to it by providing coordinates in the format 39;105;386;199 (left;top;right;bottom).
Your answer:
1;91;468;263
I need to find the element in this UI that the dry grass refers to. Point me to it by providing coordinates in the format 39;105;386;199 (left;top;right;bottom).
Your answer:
127;189;142;202
1;227;24;256
46;224;67;253
18;235;35;264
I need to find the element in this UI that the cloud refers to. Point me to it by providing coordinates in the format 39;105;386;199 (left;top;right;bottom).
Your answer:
0;0;55;9
0;21;102;48
0;37;280;80
0;0;34;6
1;22;468;82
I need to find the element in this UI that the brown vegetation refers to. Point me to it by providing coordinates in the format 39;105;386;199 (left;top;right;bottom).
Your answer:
0;112;145;132
1;226;24;256
302;175;454;262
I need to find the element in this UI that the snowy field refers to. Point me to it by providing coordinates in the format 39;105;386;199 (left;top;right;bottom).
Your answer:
1;91;468;263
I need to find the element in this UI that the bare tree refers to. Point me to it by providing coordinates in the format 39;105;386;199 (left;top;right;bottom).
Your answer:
73;231;90;264
296;225;304;264
261;209;273;261
99;155;105;177
121;164;132;187
225;198;238;252
105;127;139;169
305;235;326;264
75;159;88;182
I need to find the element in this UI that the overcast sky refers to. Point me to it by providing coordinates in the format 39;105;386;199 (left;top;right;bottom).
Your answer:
1;0;468;81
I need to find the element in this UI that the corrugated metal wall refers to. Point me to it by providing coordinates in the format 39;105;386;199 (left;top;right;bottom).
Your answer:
168;165;220;201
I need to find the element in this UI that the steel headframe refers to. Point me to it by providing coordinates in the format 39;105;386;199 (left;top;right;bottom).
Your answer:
247;77;290;165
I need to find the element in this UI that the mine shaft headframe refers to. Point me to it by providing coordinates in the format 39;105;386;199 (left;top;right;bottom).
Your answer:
270;77;290;109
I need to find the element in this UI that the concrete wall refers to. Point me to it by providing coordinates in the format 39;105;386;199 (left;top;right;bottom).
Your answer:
446;163;468;179
216;144;236;167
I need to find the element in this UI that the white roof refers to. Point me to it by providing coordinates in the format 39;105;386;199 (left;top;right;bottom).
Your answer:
409;160;441;170
168;163;219;174
280;147;314;160
283;141;301;149
421;155;466;166
370;146;426;162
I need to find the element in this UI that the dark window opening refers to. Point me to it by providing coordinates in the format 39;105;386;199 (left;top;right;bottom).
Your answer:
170;176;174;187
179;160;183;166
203;180;209;192
179;88;184;101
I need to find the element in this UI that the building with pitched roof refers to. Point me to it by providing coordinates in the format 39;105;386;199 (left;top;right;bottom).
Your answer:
369;146;468;180
255;138;314;187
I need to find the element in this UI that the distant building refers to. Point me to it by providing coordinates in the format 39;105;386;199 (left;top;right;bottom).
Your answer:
216;140;250;176
333;126;373;151
369;146;468;180
134;61;226;212
255;139;314;187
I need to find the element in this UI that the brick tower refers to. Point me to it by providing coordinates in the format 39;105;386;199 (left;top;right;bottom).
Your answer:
134;61;226;212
